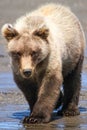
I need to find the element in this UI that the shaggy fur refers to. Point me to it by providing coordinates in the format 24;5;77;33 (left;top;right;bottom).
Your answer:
1;3;85;123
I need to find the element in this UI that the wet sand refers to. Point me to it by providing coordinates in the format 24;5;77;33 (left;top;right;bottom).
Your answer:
0;0;87;130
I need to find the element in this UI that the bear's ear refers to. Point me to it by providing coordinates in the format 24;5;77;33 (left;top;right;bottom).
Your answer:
1;24;19;41
33;25;49;40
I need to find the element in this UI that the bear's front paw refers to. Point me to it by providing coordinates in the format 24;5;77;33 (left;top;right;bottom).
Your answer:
23;115;50;124
23;116;43;124
23;116;41;124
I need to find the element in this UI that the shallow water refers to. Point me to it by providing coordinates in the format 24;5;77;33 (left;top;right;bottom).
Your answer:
0;109;87;130
0;104;87;130
82;72;87;90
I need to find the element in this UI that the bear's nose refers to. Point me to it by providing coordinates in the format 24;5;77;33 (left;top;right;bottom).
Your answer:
23;69;32;77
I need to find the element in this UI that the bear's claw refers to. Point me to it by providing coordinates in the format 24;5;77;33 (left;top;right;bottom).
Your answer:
23;116;43;124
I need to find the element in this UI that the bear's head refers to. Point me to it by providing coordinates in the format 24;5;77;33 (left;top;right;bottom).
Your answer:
1;24;50;78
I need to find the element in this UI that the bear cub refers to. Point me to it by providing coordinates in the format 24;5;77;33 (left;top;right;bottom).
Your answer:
1;3;85;123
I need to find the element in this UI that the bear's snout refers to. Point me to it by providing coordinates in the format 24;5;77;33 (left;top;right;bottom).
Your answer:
23;69;32;78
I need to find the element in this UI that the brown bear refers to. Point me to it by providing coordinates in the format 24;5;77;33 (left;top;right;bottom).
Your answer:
1;3;85;123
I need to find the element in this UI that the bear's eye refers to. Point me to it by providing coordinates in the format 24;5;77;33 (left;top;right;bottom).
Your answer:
31;51;38;57
11;52;21;58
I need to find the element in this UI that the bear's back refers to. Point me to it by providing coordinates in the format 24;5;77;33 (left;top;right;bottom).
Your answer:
38;4;85;46
15;3;85;48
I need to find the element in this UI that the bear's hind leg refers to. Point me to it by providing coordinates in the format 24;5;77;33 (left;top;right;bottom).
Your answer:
58;55;84;116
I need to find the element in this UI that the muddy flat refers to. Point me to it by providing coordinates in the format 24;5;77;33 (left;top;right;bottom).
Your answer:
0;0;87;130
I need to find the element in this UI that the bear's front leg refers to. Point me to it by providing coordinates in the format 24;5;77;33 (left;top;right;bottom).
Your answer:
23;74;62;124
